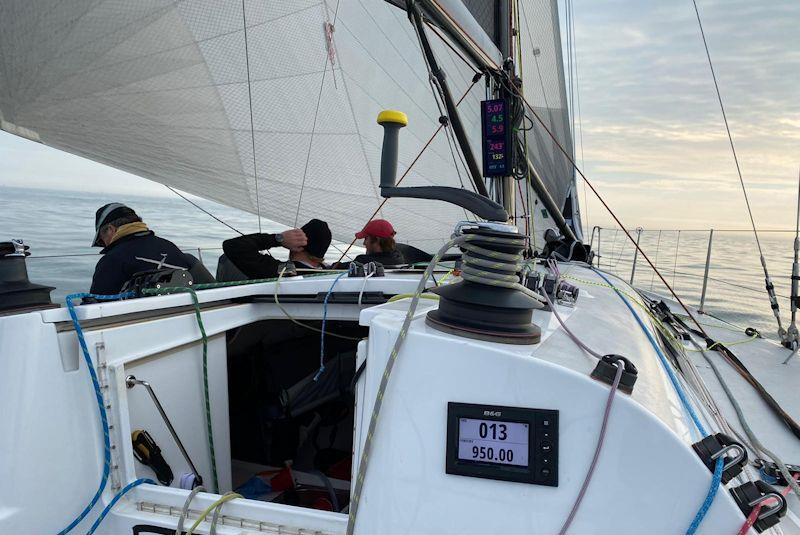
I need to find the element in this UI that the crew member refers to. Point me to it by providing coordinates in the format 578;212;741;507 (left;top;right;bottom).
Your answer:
90;203;196;294
222;219;332;279
351;219;405;266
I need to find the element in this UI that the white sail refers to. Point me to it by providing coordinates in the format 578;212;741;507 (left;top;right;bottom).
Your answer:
516;0;579;236
0;0;502;249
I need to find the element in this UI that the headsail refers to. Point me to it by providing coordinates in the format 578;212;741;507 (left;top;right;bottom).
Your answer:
515;0;581;239
0;0;500;249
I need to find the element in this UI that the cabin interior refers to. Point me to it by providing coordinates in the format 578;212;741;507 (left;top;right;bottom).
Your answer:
123;309;368;515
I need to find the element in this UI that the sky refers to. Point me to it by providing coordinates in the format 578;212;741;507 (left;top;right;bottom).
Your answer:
0;0;798;232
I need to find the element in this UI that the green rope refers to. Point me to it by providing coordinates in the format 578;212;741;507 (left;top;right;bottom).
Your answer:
143;286;219;493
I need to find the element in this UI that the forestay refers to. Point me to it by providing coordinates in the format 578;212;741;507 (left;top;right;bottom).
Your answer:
0;0;501;249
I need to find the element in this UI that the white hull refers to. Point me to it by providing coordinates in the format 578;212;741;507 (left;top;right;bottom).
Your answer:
4;265;797;533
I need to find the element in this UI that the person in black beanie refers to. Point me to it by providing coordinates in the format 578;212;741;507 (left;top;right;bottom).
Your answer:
222;219;332;279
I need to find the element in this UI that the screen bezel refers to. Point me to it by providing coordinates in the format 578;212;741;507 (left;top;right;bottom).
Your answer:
446;402;558;486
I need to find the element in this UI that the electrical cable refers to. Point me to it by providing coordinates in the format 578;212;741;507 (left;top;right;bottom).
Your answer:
316;272;348;381
85;478;156;535
557;361;623;535
176;485;206;535
58;291;134;535
185;492;242;535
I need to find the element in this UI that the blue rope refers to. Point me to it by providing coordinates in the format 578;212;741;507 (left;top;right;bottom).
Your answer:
85;478;155;535
315;273;347;381
592;270;707;436
686;457;724;534
58;292;133;535
591;271;724;532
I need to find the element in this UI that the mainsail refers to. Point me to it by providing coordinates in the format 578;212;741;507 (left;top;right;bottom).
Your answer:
0;0;578;249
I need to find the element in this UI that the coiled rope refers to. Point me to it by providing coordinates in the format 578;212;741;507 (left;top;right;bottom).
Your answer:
347;232;546;534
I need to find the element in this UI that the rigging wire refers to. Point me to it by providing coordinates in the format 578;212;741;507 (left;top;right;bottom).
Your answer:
690;0;785;338
294;0;342;227
241;0;262;233
164;185;244;236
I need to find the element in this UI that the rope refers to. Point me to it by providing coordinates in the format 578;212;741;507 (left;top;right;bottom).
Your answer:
690;0;783;336
85;478;155;535
240;0;262;233
185;492;242;535
316;272;347;381
294;0;341;227
334;78;480;264
557;362;623;534
58;291;134;535
141;286;219;493
176;485;206;535
685;457;724;534
690;338;800;498
164;185;244;236
592;270;707;436
273;269;363;341
737;474;798;535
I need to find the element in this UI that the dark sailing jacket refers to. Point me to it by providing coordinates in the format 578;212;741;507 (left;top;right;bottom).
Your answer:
351;249;405;267
90;227;192;295
222;233;284;279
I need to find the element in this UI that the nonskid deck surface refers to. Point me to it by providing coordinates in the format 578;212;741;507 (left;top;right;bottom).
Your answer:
639;288;800;531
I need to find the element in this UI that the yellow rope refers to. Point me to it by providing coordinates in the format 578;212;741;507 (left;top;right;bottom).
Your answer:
561;273;761;353
185;492;242;535
388;293;440;303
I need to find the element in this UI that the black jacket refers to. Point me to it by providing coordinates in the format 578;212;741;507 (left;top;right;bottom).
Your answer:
90;231;192;295
222;233;284;279
351;249;406;267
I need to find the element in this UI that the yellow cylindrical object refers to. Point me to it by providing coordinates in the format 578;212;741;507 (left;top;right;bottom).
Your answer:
377;110;408;126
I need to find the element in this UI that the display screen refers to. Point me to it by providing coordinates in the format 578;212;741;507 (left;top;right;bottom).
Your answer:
481;99;511;177
457;417;529;467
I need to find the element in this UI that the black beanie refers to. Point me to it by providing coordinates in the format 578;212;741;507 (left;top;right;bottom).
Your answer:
301;219;332;259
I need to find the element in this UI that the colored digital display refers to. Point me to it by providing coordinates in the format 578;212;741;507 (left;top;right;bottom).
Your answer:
481;99;511;177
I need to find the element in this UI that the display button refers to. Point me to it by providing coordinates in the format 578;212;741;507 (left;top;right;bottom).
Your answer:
540;441;552;453
540;468;551;478
541;456;552;465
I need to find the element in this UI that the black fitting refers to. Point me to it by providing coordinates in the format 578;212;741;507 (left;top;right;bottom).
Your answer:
730;480;787;532
590;355;638;394
692;433;748;484
752;458;800;486
745;327;762;338
471;72;483;83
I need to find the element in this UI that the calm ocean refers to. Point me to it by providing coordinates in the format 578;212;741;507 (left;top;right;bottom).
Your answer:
1;185;796;341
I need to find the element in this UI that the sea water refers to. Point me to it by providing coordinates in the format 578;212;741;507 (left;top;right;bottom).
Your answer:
1;185;796;342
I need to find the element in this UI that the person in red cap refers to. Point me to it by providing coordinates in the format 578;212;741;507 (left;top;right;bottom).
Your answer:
351;219;405;267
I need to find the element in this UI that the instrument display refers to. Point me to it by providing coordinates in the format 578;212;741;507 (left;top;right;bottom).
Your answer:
446;402;558;486
481;99;512;177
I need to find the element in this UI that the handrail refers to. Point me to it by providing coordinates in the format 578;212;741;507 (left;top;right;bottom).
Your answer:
590;225;793;335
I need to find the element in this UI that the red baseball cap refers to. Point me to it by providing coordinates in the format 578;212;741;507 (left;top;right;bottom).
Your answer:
355;219;395;239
